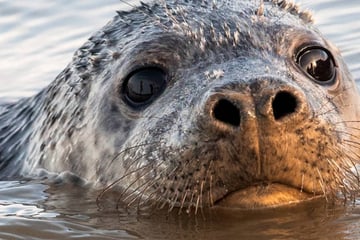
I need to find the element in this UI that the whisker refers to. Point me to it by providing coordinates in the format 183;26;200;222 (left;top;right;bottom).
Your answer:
179;190;189;215
119;165;158;206
168;191;180;213
300;172;305;193
195;194;200;215
334;129;360;138
316;167;327;200
187;190;196;214
342;139;360;149
97;153;149;203
313;105;338;118
334;120;360;128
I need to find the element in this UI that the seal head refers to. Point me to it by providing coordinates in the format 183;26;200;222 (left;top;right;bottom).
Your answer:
0;0;360;211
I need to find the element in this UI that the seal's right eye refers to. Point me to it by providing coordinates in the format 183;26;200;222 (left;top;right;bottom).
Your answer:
123;67;167;107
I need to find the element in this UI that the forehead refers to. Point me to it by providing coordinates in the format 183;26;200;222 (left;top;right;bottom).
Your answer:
148;0;313;28
113;0;313;34
110;1;316;62
112;0;314;50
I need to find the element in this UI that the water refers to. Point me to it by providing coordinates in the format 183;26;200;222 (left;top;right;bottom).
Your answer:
0;0;360;239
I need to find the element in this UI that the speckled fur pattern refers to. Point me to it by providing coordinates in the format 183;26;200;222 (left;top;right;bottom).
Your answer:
0;0;360;211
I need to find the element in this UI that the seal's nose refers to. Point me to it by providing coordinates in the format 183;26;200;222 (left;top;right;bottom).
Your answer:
207;85;306;130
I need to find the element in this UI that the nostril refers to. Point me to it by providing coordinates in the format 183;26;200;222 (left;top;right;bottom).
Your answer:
212;99;241;127
272;91;298;120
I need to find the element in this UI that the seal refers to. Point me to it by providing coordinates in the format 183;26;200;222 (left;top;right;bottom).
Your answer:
0;0;360;212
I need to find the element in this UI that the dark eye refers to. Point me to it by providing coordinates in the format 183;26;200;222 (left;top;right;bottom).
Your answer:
296;47;336;84
123;67;167;107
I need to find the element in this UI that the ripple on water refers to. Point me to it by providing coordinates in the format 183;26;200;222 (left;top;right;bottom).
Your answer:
0;0;123;101
0;180;138;239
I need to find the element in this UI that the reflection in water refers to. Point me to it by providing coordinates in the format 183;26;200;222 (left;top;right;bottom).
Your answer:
0;0;360;239
1;180;357;239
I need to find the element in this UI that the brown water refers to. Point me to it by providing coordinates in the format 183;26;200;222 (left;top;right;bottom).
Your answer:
0;0;360;239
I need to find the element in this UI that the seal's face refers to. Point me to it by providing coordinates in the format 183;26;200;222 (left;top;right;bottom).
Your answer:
24;0;360;211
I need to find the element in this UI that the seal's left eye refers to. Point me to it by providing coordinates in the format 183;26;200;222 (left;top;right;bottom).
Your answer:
123;67;167;107
296;47;336;85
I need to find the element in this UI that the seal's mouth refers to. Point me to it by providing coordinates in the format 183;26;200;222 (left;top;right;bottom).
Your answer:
216;183;322;209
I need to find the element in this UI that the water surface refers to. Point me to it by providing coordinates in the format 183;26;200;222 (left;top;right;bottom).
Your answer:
0;0;360;239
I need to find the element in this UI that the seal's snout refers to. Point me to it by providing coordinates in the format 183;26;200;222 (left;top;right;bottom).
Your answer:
201;81;323;208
